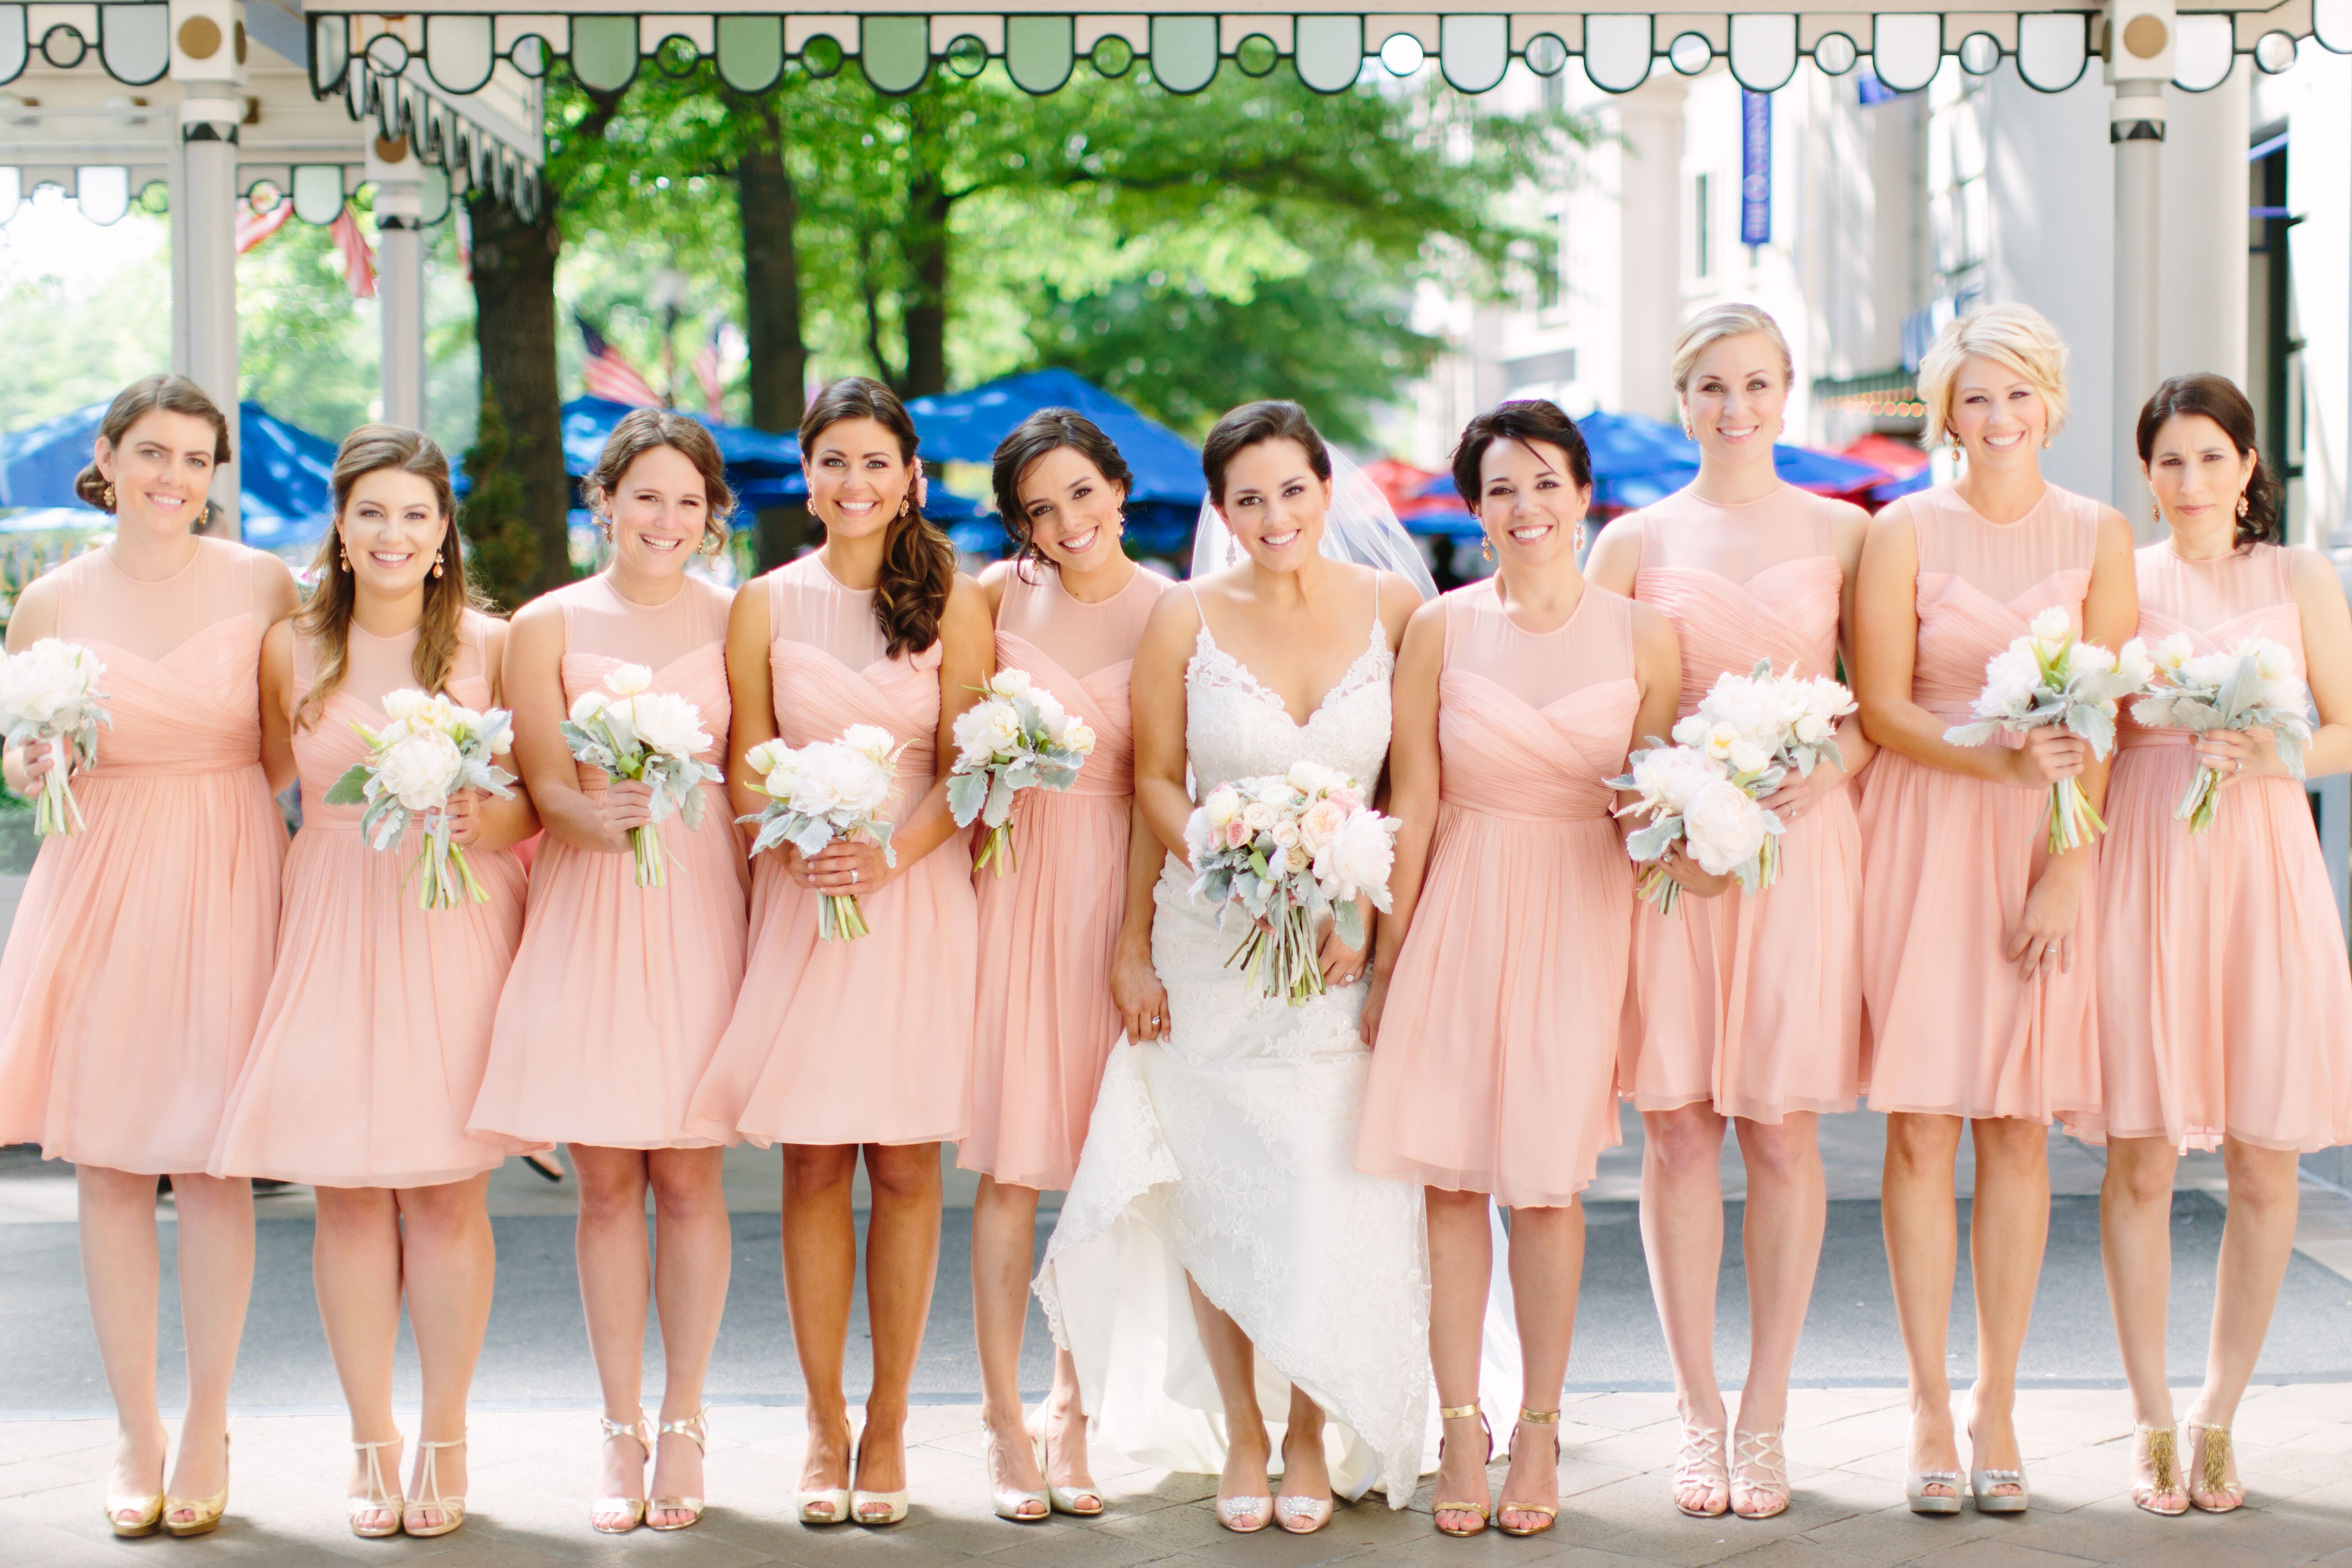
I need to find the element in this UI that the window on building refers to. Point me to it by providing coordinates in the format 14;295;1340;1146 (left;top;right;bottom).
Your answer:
1543;211;1566;310
1695;172;1713;280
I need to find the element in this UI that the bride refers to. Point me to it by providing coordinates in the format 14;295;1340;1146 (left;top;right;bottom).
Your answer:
1036;401;1434;1532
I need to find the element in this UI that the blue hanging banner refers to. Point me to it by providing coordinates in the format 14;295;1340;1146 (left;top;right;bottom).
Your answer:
1740;88;1772;247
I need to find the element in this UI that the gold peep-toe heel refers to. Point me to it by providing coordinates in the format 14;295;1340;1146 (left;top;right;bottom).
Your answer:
161;1432;230;1538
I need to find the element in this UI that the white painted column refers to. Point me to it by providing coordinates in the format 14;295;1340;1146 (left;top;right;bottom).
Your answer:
2108;0;2176;539
168;0;247;537
369;135;426;430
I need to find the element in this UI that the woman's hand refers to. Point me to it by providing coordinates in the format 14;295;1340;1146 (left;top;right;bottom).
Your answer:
600;777;658;841
1319;904;1371;988
1660;843;1734;898
8;739;65;792
1358;969;1391;1047
789;834;893;894
1112;933;1169;1042
2194;726;2287;787
2004;728;2089;791
1756;760;1847;824
441;788;484;848
2006;859;2085;979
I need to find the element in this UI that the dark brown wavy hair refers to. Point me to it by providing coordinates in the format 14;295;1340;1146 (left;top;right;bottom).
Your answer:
799;377;953;659
1202;400;1329;508
1450;399;1595;504
584;407;735;554
75;376;233;511
2136;374;2283;548
295;425;486;729
989;408;1133;582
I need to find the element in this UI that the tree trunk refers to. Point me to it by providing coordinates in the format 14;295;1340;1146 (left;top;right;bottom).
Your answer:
899;99;953;399
467;191;571;596
738;136;814;570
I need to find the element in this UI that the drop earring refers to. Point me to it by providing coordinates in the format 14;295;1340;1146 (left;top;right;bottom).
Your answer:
338;539;350;571
432;549;445;579
2237;494;2251;520
100;482;117;511
1225;535;1241;567
2151;500;2162;526
1480;535;1495;565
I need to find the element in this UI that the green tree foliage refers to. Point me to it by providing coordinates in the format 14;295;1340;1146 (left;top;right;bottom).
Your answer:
456;383;542;612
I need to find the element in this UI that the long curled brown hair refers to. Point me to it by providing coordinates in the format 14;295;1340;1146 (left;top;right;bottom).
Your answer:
75;376;233;510
799;377;953;659
295;425;487;729
990;408;1133;584
585;407;735;553
2135;374;2284;548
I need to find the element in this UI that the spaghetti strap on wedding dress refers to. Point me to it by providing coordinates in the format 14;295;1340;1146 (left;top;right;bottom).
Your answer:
1035;587;1430;1508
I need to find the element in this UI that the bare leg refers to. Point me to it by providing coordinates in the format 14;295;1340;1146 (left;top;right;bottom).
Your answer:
1277;1382;1332;1527
970;1173;1048;1508
568;1146;653;1525
1726;1114;1824;1518
76;1166;169;1525
854;1142;943;1516
1424;1187;1494;1532
396;1173;496;1531
1964;1117;2050;1502
2184;1139;2301;1508
1037;1347;1099;1505
159;1173;253;1518
313;1185;406;1535
1498;1201;1582;1534
1881;1111;1962;1501
1187;1274;1271;1529
781;1143;857;1513
1640;1102;1729;1514
645;1146;729;1525
2099;1137;2178;1427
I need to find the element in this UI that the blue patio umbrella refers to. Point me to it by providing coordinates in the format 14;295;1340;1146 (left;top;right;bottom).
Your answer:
0;401;337;548
1414;410;1890;513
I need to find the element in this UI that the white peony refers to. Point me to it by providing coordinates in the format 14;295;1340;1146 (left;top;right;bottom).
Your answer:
842;724;900;768
1682;778;1771;876
1062;716;1097;757
1625;745;1726;813
2067;640;2118;676
2154;633;2194;673
1203;784;1242;827
569;690;611;726
606;663;653;698
2115;638;2156;688
1727;739;1772;776
375;726;465;811
1794;713;1833;745
628;691;710;759
1977;645;2043;718
990;667;1034;699
2250;639;2295;683
1314;807;1396;899
2030;606;2073;644
1028;688;1068;736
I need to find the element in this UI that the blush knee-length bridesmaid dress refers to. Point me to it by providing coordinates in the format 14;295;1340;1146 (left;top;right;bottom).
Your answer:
684;555;979;1147
959;562;1169;1192
470;573;750;1150
1619;486;1866;1122
1355;579;1641;1206
210;612;536;1186
0;541;286;1174
1860;484;2103;1125
2092;541;2352;1151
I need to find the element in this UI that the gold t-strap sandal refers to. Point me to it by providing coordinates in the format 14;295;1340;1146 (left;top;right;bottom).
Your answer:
1495;1409;1560;1537
590;1411;651;1534
402;1436;467;1538
1431;1403;1492;1537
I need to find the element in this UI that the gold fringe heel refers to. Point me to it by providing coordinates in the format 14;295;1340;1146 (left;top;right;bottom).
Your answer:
2129;1423;2188;1516
2184;1421;2245;1513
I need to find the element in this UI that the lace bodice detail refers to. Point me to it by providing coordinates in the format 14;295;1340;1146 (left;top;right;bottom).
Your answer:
1184;617;1395;796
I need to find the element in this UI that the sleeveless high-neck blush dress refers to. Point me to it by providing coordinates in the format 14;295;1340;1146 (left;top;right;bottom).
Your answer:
210;612;536;1185
471;574;750;1149
1355;578;1640;1205
2093;542;2352;1151
1859;484;2102;1124
0;540;286;1174
1620;485;1865;1121
684;555;979;1146
961;563;1170;1191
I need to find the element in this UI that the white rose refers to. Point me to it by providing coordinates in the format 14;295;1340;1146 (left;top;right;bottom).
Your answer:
606;663;653;698
951;702;998;763
1682;779;1770;876
841;724;899;768
1297;797;1347;853
1204;784;1242;827
1061;716;1097;757
629;691;710;759
1698;722;1740;762
1727;739;1771;776
2066;640;2117;678
1793;713;1832;745
2250;639;2295;683
745;739;792;778
1270;819;1302;851
990;667;1034;699
1314;808;1396;900
982;704;1023;754
375;727;465;811
2115;638;2156;688
569;691;611;727
1242;800;1275;832
2030;607;2072;644
380;688;432;724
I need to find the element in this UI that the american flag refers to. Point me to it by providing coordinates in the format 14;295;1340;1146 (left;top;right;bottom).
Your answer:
329;208;376;300
577;315;661;407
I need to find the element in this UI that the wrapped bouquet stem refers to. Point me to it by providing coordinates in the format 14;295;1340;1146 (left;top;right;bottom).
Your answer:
946;668;1096;876
0;639;111;837
560;663;725;887
324;690;518;908
1943;609;2153;854
2135;635;2311;834
739;725;906;940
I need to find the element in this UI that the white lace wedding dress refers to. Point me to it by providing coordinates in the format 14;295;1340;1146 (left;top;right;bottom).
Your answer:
1035;599;1430;1508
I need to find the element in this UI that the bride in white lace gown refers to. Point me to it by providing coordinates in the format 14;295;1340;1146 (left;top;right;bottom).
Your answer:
1036;403;1433;1530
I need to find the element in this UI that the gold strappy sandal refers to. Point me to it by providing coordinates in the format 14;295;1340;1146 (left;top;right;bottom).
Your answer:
348;1435;403;1539
2184;1420;2246;1513
647;1408;708;1531
1431;1403;1492;1538
1495;1409;1560;1538
590;1410;650;1534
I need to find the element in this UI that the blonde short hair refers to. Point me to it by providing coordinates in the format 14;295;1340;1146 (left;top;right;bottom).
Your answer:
1670;303;1794;395
1917;302;2071;443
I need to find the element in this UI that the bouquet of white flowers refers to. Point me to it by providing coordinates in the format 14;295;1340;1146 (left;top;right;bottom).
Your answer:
946;667;1097;877
560;663;725;887
0;638;110;836
1182;761;1398;1006
1668;658;1856;890
1608;742;1782;915
323;689;518;908
2132;634;2311;834
739;724;907;940
1942;608;2154;853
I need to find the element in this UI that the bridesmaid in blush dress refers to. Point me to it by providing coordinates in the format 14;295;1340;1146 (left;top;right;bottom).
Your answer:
1359;400;1682;1540
0;377;296;1538
1854;304;2137;1515
1583;304;1872;1520
2094;375;2352;1516
469;411;748;1533
209;427;539;1541
964;411;1170;1522
683;378;991;1527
